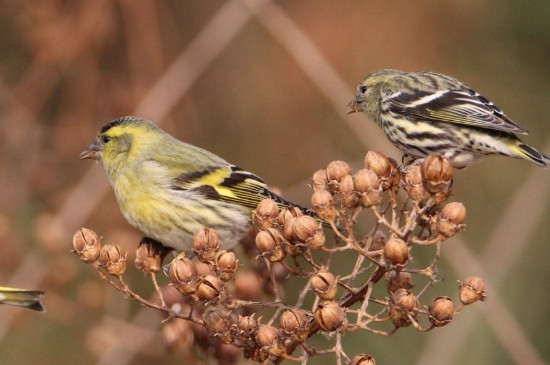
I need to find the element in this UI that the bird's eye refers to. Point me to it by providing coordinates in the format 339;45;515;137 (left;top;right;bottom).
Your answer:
102;135;111;144
360;85;367;94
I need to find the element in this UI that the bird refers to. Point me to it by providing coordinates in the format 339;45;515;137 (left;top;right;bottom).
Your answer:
347;69;550;168
80;116;314;251
0;286;45;311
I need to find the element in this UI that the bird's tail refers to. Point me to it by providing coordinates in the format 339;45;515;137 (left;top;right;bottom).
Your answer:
0;287;45;312
511;142;550;168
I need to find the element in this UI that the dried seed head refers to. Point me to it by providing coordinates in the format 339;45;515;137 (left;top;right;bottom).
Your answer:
349;354;377;365
312;169;329;192
364;151;398;190
204;309;233;344
384;237;409;266
162;319;194;353
386;271;414;293
314;300;345;332
255;228;286;262
237;314;259;336
193;228;220;263
311;268;338;300
286;216;325;249
280;308;310;340
256;324;286;357
326;160;352;192
252;199;280;230
341;174;360;208
421;155;453;193
354;169;382;207
72;228;101;263
459;276;486;305
214;250;238;281
196;274;225;303
234;270;262;301
429;296;455;327
311;189;337;222
168;253;198;295
389;288;419;327
404;165;429;202
135;237;167;275
437;202;467;237
277;206;303;227
97;244;127;276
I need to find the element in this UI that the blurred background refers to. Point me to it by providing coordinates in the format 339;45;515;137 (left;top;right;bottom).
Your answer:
0;1;549;364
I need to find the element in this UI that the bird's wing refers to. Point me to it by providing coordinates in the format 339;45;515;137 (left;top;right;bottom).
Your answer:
383;87;529;134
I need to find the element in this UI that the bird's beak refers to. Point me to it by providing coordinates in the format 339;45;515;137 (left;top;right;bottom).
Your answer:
346;98;359;114
79;142;100;160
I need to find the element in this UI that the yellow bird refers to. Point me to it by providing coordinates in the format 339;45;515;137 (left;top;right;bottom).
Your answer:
0;286;44;311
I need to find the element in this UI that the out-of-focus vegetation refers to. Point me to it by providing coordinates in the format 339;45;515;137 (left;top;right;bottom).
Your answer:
0;1;548;364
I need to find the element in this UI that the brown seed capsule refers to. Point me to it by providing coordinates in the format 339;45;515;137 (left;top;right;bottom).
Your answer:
458;276;486;305
311;269;338;300
280;308;310;340
255;228;286;262
162;319;194;353
196;274;225;303
326;160;352;192
238;314;259;336
234;270;262;300
389;288;419;327
135;237;167;275
312;169;329;192
256;324;280;347
384;237;409;266
421;155;453;194
354;169;382;207
204;309;233;344
252;199;280;230
349;354;377;365
214;250;238;281
289;216;325;248
193;228;220;263
386;271;414;293
364;151;398;190
404;165;429;202
429;296;455;327
72;228;101;263
437;202;467;237
311;189;337;222
277;206;304;227
314;300;345;332
168;253;198;296
340;174;359;208
97;244;127;276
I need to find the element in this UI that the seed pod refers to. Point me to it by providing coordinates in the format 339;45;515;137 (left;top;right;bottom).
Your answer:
384;237;409;266
280;308;310;341
311;189;337;222
364;151;398;191
97;244;127;276
204;309;233;344
288;215;325;249
196;274;225;303
421;155;453;194
386;271;414;293
349;354;377;365
255;228;286;262
311;268;338;300
326;160;352;192
404;165;429;202
389;288;419;327
193;228;220;263
437;202;467;237
257;325;286;357
354;169;382;207
458;276;486;305
234;270;262;301
252;199;280;230
314;301;345;332
168;253;198;296
214;250;238;281
428;296;455;327
312;169;329;191
135;237;167;275
72;228;101;263
340;174;359;208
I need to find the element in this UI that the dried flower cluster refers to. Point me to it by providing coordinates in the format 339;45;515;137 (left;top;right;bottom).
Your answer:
73;152;486;365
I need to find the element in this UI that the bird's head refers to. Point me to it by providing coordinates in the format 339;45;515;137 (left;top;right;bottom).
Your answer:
346;69;404;116
80;116;162;174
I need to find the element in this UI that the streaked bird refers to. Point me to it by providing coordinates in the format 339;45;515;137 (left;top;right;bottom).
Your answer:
347;69;549;168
